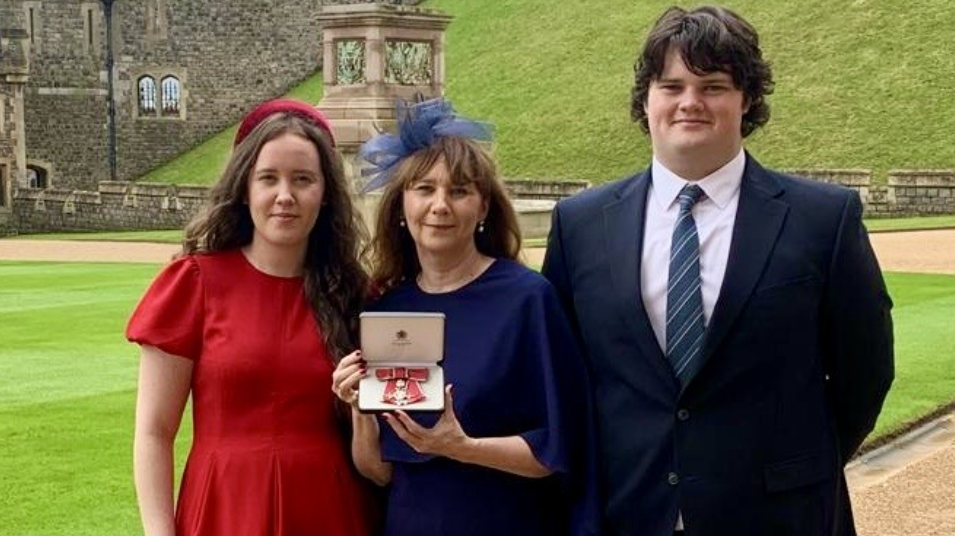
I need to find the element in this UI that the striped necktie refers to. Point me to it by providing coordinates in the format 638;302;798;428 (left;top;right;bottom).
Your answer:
666;184;706;387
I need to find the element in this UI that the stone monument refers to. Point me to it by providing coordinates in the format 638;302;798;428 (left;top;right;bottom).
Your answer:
317;2;452;193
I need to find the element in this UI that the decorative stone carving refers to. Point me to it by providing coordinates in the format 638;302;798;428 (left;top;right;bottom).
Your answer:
385;40;432;85
318;4;452;152
336;39;367;84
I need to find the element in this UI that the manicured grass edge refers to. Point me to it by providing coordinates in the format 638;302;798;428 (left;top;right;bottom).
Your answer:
855;398;955;458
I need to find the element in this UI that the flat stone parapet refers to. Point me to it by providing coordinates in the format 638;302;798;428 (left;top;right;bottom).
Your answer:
506;179;589;200
886;170;955;215
319;3;451;25
354;194;556;239
37;188;74;203
783;169;872;186
513;199;556;239
9;168;955;235
178;185;210;199
13;188;42;200
97;181;131;195
888;170;955;187
130;183;175;196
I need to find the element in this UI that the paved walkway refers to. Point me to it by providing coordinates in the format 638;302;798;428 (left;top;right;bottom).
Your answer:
521;229;955;274
0;239;179;263
2;229;955;533
3;229;955;275
849;413;955;534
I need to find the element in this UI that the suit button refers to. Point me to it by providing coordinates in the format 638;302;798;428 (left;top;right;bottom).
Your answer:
668;472;680;485
677;409;690;421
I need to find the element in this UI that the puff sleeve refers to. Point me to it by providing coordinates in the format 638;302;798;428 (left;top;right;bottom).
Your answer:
126;255;204;360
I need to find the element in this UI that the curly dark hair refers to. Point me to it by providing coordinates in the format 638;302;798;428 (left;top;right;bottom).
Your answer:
631;5;775;137
368;136;522;293
181;113;370;361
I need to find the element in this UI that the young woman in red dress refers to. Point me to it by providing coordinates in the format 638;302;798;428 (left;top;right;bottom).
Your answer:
127;99;375;536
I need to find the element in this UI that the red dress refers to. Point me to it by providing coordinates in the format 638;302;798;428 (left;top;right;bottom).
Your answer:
127;250;373;536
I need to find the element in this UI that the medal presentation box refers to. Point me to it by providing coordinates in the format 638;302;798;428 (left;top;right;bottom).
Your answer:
358;312;446;413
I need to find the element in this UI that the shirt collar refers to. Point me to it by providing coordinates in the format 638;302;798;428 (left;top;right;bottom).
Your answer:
650;149;746;211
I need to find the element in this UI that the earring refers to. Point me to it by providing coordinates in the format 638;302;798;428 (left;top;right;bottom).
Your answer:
399;218;406;227
478;220;485;233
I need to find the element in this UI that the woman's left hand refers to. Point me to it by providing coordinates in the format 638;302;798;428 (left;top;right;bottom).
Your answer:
383;384;472;458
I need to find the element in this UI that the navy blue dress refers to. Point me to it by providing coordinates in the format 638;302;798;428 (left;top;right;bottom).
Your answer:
369;259;599;536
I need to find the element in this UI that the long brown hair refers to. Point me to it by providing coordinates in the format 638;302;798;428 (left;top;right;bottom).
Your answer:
182;113;370;360
368;136;521;293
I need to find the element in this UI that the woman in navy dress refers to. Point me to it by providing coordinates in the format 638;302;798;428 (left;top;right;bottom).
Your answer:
331;99;598;536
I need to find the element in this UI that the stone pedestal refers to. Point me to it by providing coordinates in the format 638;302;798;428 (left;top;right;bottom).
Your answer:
317;2;452;226
317;4;451;151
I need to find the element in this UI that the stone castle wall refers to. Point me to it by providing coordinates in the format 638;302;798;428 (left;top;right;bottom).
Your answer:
13;181;205;233
785;169;955;217
20;0;325;191
1;3;30;234
10;170;955;238
1;0;436;236
5;1;954;236
1;86;17;210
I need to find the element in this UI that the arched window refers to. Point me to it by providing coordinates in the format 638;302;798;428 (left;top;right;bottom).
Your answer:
27;165;48;189
138;76;157;115
161;76;181;116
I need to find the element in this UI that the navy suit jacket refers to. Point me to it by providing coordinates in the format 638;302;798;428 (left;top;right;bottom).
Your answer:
542;156;894;536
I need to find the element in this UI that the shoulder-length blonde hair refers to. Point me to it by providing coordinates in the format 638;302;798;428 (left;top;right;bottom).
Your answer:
369;136;521;293
181;113;370;360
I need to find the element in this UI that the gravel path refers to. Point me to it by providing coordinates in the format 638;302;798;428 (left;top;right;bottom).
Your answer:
2;229;954;534
2;229;955;274
0;239;179;263
850;415;955;535
522;230;955;274
855;446;955;535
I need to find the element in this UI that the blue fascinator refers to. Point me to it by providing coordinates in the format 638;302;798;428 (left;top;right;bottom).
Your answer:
358;98;494;193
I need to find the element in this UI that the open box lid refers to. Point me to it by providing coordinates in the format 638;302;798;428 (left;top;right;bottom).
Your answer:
359;312;445;364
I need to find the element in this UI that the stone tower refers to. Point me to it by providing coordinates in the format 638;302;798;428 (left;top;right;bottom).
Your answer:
16;0;326;190
1;4;30;232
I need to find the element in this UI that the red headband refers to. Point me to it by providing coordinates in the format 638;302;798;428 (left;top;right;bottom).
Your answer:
234;99;336;147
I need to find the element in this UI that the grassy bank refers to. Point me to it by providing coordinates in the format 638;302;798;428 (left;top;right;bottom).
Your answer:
134;0;955;187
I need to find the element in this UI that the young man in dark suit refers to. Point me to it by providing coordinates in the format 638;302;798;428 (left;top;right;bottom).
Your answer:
542;6;894;536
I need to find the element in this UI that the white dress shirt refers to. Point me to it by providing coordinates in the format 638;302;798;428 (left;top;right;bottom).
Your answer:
641;149;745;354
640;150;744;531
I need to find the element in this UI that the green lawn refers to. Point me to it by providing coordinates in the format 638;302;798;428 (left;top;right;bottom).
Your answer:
1;261;952;534
0;262;191;536
872;272;955;438
865;215;955;233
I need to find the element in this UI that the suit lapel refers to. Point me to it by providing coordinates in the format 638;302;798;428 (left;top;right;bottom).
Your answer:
604;170;674;388
701;157;788;368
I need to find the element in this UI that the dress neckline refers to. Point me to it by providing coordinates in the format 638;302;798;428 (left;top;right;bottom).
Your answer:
413;258;501;296
235;249;304;283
